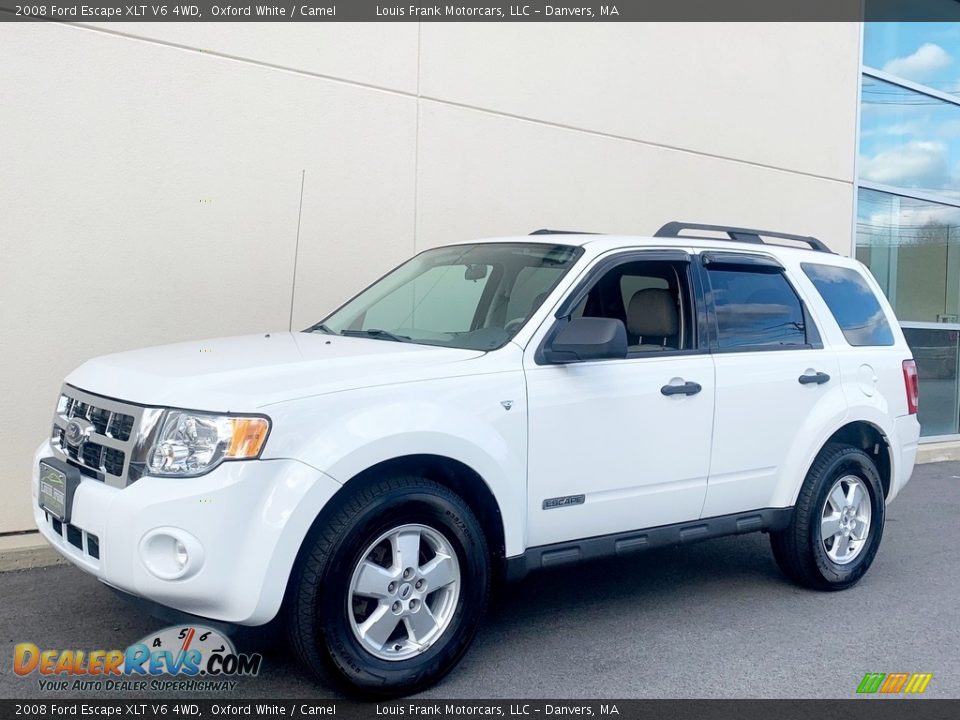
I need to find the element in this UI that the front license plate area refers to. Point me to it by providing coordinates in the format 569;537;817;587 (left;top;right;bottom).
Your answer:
38;459;81;524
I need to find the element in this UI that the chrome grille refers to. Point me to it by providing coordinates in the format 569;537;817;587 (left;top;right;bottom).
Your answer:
50;385;160;488
61;395;135;441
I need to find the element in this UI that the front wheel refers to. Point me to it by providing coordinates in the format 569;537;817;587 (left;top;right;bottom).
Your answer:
770;443;885;590
286;476;490;696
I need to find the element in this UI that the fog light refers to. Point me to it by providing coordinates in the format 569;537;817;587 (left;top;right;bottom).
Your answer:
139;528;204;580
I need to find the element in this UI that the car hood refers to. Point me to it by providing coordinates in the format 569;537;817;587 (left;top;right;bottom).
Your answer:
65;332;486;411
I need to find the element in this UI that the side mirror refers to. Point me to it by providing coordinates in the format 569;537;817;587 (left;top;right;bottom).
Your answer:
543;317;628;364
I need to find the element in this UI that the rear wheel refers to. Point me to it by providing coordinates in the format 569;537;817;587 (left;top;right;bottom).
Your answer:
770;443;885;590
286;476;490;696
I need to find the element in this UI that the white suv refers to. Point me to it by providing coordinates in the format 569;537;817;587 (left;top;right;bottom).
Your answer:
33;222;921;695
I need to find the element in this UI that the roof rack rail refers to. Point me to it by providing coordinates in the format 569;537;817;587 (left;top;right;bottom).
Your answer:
654;221;833;254
529;228;600;236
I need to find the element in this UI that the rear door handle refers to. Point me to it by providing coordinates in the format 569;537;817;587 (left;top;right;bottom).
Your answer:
661;381;702;396
798;371;831;385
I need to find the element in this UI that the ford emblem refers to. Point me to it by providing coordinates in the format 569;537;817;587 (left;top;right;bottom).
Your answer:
64;419;93;446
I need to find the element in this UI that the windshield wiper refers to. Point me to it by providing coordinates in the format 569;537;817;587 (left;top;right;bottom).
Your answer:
340;328;411;343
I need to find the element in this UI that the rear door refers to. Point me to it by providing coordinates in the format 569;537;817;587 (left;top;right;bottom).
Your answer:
699;251;842;517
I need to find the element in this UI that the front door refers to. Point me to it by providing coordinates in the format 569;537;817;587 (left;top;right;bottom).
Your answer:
524;252;716;547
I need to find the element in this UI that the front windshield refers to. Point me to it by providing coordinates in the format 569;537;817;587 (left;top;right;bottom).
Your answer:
310;243;583;351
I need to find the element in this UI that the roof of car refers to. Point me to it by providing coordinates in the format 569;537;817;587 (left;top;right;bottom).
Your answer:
455;233;850;265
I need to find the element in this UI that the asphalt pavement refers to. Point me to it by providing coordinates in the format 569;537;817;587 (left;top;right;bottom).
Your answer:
2;462;958;699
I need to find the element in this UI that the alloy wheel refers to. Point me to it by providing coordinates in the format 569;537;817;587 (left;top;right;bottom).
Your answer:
820;475;872;565
347;523;461;661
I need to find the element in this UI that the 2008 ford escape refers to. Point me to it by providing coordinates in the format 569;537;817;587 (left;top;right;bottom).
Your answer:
33;222;921;695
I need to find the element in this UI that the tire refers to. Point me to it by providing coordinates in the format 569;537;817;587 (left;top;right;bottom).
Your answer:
770;443;885;591
286;475;490;697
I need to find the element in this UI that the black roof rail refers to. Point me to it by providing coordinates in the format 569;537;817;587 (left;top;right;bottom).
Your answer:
654;221;833;254
529;228;600;236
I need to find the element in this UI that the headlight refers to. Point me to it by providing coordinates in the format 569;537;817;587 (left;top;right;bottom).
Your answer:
146;410;270;477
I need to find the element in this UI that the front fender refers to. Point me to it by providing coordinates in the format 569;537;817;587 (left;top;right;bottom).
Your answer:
260;373;528;556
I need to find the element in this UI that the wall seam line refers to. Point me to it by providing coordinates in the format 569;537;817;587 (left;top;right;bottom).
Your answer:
62;21;852;187
66;21;418;97
416;95;854;186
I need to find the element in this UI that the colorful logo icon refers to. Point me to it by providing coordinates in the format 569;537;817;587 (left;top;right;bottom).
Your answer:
857;673;933;694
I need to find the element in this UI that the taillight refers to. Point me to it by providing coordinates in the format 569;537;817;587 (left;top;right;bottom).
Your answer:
902;359;919;415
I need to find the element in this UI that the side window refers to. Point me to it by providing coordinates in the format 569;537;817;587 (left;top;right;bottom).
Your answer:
573;259;695;352
706;267;807;350
801;263;895;347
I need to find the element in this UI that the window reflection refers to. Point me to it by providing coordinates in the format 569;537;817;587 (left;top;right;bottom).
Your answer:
801;263;895;346
861;13;960;438
860;76;960;200
902;326;960;436
865;19;960;97
856;188;960;323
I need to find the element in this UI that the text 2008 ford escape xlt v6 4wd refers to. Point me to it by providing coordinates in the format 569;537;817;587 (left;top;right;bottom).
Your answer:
33;222;921;695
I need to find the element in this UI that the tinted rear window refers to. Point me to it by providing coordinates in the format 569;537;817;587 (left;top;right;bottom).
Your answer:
801;263;895;347
706;268;808;349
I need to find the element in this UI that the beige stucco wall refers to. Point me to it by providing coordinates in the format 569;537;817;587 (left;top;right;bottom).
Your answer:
0;22;861;533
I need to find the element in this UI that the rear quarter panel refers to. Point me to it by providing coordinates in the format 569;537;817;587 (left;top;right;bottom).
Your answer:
785;255;917;503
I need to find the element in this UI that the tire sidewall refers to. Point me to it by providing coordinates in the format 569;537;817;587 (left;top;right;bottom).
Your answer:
316;486;488;694
808;449;885;586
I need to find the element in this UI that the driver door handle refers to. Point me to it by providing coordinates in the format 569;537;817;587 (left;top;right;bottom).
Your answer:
798;371;831;385
661;381;702;396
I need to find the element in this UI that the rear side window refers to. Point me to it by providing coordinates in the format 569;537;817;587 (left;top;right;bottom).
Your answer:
801;263;895;347
706;268;807;350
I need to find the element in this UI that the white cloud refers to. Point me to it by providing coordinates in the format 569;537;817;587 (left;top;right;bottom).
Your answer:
882;43;953;82
867;203;960;231
860;120;927;138
936;119;960;138
859;140;952;189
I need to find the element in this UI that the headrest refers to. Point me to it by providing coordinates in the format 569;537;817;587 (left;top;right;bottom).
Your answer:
626;288;678;338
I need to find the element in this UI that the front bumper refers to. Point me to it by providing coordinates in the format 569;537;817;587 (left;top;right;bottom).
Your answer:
32;441;341;625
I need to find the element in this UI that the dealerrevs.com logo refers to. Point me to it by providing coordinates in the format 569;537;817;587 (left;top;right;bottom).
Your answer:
14;625;263;692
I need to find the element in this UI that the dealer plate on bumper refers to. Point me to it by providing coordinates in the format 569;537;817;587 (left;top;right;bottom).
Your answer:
38;458;81;523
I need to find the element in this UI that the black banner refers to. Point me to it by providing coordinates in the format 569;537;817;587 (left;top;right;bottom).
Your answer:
2;0;960;23
1;700;958;720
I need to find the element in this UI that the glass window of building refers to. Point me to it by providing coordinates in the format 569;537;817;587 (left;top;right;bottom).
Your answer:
856;189;960;324
859;11;960;438
864;21;960;99
859;76;960;201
